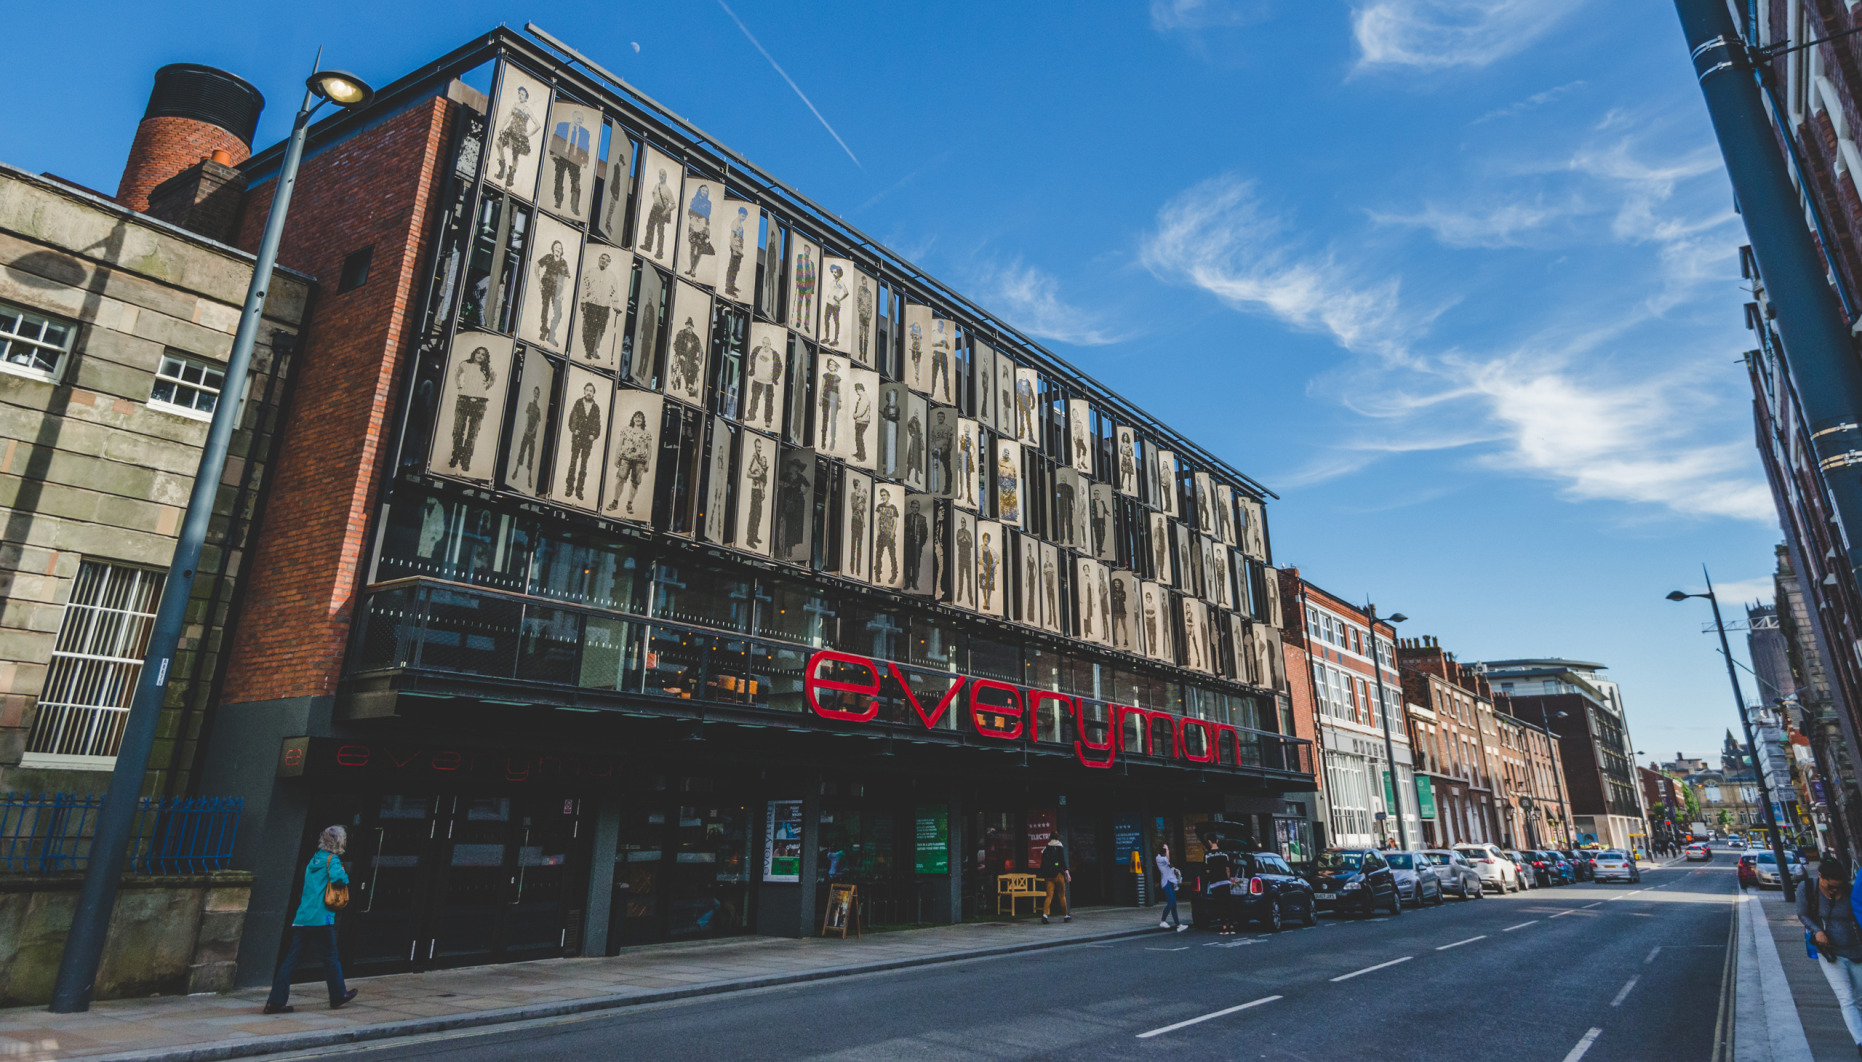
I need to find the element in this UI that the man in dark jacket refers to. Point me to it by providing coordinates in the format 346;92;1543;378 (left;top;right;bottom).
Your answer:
1801;857;1862;1051
1203;837;1237;934
1040;837;1071;924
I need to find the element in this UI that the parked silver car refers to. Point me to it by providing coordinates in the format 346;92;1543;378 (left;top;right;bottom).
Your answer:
1422;849;1484;900
1383;851;1446;907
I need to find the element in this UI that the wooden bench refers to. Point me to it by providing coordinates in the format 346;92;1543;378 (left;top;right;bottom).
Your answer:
997;872;1043;916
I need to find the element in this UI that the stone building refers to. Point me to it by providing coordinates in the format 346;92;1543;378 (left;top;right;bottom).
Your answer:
0;63;308;797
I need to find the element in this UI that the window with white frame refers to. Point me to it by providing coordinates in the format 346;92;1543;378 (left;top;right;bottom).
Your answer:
22;561;165;765
149;351;226;418
0;300;78;382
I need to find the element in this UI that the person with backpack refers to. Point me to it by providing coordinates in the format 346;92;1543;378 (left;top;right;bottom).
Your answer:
1156;843;1188;932
1039;836;1071;924
1800;855;1862;1053
1203;837;1238;934
263;825;357;1014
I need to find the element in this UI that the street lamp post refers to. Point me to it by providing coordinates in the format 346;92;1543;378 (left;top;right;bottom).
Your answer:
1667;569;1798;902
1364;604;1411;850
48;61;375;1014
1535;706;1575;847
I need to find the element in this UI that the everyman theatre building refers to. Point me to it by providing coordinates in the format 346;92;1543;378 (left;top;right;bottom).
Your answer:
191;27;1317;985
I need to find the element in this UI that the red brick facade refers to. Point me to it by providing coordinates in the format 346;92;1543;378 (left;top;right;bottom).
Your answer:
116;116;251;213
218;95;459;705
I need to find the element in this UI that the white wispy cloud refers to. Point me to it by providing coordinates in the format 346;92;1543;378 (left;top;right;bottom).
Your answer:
1141;114;1772;523
1351;0;1581;71
1150;0;1272;31
1474;80;1587;123
1141;175;1417;360
976;260;1129;347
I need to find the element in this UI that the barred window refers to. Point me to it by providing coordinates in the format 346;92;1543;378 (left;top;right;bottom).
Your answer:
22;562;165;765
0;300;77;382
149;352;225;418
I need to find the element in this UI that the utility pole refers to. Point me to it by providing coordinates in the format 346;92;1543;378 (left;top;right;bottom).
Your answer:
1365;604;1410;851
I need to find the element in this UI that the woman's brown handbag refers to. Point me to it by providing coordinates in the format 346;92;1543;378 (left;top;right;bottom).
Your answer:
321;854;349;910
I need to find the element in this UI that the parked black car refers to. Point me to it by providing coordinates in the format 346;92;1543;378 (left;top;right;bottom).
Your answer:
1526;850;1574;885
1189;849;1317;931
1561;850;1595;882
1306;848;1402;917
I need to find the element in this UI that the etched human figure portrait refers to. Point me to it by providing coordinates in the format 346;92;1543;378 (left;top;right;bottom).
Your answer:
977;520;1004;617
929;317;956;407
819;257;862;357
520;213;582;352
900;393;928;491
733;432;776;556
552;366;610;511
928;407;957;499
716;199;761;304
950;509;978;610
662;282;711;405
1110;570;1141;654
871;482;905;589
742;322;787;434
841;470;872;583
627;263;666;389
1018;534;1041;627
591;120;633;244
502;349;554;497
675;178;720;283
1115;427;1139;497
1013;366;1041;447
1067;399;1093;475
972;341;997;429
1039;542;1063;634
430;331;513;484
788;235;822;337
903;492;935;595
633;147;683;268
574;245;631;372
1090;483;1116;562
1215;484;1238;546
902;303;934;395
605;388;663;523
1154;449;1180;517
995;438;1022;528
815;354;852;458
951;418;980;510
489;67;548;199
543;99;599;221
849;365;879;470
1149;511;1173;586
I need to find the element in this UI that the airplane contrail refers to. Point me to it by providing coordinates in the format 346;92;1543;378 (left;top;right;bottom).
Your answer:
715;0;862;169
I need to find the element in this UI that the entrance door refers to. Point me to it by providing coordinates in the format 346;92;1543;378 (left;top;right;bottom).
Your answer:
608;786;753;948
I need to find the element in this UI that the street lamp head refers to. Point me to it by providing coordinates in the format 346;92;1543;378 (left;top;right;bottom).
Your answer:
1665;590;1692;602
308;70;373;107
1388;613;1408;624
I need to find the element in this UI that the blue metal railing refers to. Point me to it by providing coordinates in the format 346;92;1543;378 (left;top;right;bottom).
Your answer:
0;793;241;874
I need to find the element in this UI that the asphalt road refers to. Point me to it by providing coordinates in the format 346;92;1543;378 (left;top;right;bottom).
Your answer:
279;854;1740;1062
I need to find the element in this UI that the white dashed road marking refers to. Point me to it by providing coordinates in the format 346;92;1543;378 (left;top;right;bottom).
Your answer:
1435;935;1486;951
1136;995;1282;1039
1562;1027;1604;1061
1330;956;1413;982
1503;920;1538;932
1611;975;1639;1007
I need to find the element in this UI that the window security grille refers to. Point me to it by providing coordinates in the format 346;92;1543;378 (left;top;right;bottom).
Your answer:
23;562;165;763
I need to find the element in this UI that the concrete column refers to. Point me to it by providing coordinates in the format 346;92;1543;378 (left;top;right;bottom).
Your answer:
580;794;621;956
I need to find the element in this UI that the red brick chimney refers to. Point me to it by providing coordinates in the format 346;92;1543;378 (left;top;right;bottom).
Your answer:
117;64;264;213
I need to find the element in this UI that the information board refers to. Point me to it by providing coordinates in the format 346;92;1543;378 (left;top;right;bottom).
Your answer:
764;799;803;882
914;804;949;875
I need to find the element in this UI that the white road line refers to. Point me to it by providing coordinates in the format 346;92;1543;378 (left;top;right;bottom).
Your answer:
1645;946;1662;964
1550;910;1577;918
1330;956;1414;982
1436;935;1487;951
1503;920;1539;932
1136;995;1282;1039
1582;902;1602;909
1562;1027;1603;1061
1146;947;1190;952
1611;975;1640;1007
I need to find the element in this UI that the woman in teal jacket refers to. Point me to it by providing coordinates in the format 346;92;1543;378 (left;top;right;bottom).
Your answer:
263;825;356;1013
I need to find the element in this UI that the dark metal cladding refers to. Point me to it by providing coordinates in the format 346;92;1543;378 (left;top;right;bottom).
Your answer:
143;63;265;146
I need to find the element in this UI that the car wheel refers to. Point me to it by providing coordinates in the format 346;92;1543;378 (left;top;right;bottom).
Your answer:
1265;898;1284;932
1388;889;1402;916
1303;897;1318;926
1472;879;1484;899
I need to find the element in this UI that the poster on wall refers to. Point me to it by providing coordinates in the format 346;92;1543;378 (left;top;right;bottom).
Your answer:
995;353;1017;436
900;391;928;491
1230;613;1255;684
764;800;804;883
1067;399;1094;475
1174;521;1198;599
776;448;816;565
487;65;548;200
673;176;721;285
733;431;777;556
977;519;1006;617
914;805;949;875
902;303;934;395
1026;808;1057;870
949;508;978;610
973;340;997;428
1017;534;1041;627
627;263;666;389
702;416;734;544
1209;541;1233;609
429;330;514;485
1240;496;1266;560
1110;570;1141;655
1054;468;1082;550
952;417;981;511
878;382;905;481
591;119;633;245
551;365;611;511
903;491;935;595
1090;483;1116;562
819;256;860;357
1181;598;1210;673
604;387;663;523
1115;427;1139;497
928;317;957;407
572;244;630;373
518;212;582;353
742;323;786;435
851;270;878;367
1141;581;1171;663
788;234;822;337
814;352;854;457
1075;556;1103;644
502;348;554;497
1038;540;1064;635
840;469;872;582
872;482;905;589
1215;483;1237;546
663;281;712;406
1014;366;1041;447
541;98;599;222
1193;471;1216;537
849;365;879;469
633;146;683;269
995;439;1022;528
716;198;761;304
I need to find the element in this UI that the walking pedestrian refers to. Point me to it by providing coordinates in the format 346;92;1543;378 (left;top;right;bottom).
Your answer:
263;826;357;1014
1039;836;1071;924
1204;837;1236;935
1800;856;1862;1055
1156;843;1188;931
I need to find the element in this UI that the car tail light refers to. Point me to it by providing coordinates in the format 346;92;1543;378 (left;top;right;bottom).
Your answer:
1250;877;1265;896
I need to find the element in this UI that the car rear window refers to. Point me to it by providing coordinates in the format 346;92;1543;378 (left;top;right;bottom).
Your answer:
1385;854;1414;869
1599;851;1626;859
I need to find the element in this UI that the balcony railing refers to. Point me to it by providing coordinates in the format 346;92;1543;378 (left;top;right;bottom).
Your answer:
348;579;1313;779
0;793;242;874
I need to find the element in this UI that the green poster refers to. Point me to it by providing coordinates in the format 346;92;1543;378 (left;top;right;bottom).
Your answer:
914;804;949;875
1384;770;1396;813
1416;776;1436;819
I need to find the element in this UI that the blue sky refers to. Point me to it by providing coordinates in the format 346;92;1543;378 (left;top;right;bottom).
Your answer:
5;0;1777;763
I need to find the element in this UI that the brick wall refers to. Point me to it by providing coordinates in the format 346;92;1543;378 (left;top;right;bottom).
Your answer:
218;94;458;706
116;117;250;214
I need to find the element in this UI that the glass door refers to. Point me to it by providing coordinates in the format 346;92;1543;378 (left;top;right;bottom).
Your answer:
431;795;512;962
611;801;669;946
347;794;438;971
668;801;751;939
